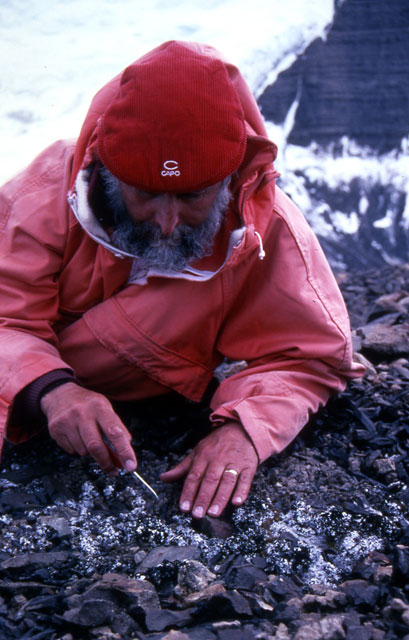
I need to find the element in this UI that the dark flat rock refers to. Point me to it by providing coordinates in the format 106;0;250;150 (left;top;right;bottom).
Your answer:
137;545;201;571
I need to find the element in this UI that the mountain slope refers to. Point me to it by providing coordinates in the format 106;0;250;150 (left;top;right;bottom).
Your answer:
258;0;409;271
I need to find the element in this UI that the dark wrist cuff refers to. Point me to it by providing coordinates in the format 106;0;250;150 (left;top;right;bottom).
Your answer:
16;369;79;423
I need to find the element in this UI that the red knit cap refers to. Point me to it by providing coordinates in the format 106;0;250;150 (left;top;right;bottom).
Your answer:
97;41;247;193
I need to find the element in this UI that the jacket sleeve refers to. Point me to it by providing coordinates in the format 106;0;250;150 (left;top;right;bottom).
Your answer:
210;189;364;462
0;143;76;443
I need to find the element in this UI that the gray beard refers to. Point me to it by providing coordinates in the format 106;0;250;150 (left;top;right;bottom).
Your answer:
100;168;231;272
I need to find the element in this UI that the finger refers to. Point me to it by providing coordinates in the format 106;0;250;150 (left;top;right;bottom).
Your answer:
79;423;119;474
49;423;87;457
99;419;136;472
53;433;76;456
178;459;209;515
66;425;90;457
232;467;257;507
190;464;227;519
205;467;241;518
160;453;194;482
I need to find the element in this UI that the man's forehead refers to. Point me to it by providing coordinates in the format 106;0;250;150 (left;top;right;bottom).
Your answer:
120;180;223;198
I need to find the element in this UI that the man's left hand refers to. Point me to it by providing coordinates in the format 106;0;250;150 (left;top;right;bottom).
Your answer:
160;421;258;518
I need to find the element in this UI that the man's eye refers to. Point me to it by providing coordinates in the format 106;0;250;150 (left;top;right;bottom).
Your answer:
139;190;159;198
178;191;205;199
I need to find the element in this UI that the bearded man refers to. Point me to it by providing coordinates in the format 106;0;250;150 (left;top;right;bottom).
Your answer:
0;41;364;519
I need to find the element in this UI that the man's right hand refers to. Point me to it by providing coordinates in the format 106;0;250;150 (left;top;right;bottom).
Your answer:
40;382;137;475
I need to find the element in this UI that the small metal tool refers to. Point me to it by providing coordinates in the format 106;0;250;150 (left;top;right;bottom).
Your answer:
102;435;159;501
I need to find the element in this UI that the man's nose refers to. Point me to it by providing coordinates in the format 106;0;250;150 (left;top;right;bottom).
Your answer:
151;195;181;235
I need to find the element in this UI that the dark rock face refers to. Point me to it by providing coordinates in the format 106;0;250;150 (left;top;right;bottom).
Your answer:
257;0;409;272
259;0;409;153
305;179;409;271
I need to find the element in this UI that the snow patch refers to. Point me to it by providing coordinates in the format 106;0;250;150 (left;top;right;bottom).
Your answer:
374;210;394;230
332;210;360;235
0;0;335;184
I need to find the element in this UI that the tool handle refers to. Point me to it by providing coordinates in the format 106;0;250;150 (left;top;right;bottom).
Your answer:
101;434;122;468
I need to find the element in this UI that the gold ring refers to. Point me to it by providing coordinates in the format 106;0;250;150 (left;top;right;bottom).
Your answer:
224;468;239;477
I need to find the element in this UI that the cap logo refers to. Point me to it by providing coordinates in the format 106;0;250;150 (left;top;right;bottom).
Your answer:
161;160;180;177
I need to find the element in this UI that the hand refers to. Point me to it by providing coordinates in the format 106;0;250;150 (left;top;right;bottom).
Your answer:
160;421;258;518
40;382;137;475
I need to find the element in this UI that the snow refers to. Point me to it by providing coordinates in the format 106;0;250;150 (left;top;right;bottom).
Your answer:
3;0;408;259
374;210;395;230
272;134;409;238
332;210;360;235
0;0;335;184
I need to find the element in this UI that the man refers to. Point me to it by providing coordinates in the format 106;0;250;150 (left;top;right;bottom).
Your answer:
0;41;364;519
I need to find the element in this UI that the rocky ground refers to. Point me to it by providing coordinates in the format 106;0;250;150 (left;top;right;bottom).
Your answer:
1;264;409;639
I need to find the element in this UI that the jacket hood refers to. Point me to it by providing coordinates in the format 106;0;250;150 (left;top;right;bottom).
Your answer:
71;41;277;194
68;41;279;279
98;41;248;193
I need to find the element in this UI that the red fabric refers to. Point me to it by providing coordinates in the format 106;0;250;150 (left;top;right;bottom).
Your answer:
97;41;247;192
0;42;365;462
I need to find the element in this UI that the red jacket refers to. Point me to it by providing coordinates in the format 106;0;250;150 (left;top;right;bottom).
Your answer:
0;42;364;462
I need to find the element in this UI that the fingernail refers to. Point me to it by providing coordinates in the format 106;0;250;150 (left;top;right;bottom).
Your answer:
208;505;220;516
233;496;243;505
124;459;136;472
193;506;204;518
181;501;190;512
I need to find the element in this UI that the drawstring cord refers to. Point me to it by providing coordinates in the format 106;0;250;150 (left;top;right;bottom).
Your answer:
254;231;265;260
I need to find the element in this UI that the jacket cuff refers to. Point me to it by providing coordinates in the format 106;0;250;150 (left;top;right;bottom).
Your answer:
13;369;78;424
